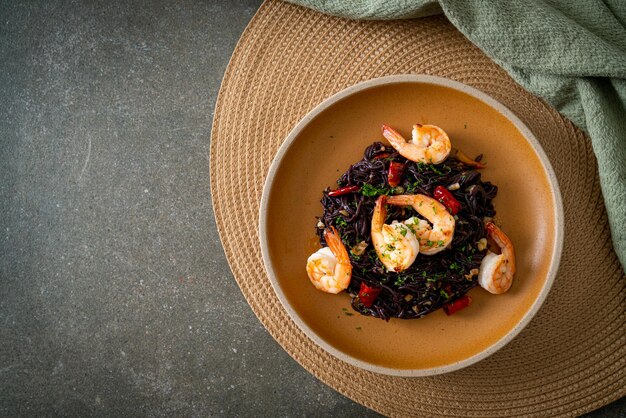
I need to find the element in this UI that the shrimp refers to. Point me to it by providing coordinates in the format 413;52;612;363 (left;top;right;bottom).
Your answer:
382;124;451;164
478;222;516;294
371;196;420;272
386;194;455;255
306;226;352;294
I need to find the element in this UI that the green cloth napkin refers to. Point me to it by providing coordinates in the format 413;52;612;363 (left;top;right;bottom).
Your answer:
289;0;626;269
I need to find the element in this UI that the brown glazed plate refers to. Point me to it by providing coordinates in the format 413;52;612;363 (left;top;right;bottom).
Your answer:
259;75;564;376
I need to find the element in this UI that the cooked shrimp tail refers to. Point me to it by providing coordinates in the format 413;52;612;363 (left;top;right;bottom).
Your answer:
324;226;350;264
381;124;407;153
384;194;412;206
478;222;515;294
372;194;388;228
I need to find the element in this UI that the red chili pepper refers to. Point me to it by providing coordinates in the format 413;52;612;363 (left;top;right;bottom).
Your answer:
357;282;381;308
387;162;406;187
372;152;390;160
443;295;472;316
433;185;462;215
327;185;360;197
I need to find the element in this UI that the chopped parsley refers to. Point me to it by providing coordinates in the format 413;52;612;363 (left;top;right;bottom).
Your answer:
430;164;443;176
449;262;461;271
335;216;347;227
394;276;407;286
360;183;390;197
405;180;422;193
417;162;445;175
440;289;449;299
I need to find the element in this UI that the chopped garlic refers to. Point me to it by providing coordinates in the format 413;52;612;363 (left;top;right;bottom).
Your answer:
447;182;460;191
316;220;325;229
350;241;368;256
465;268;480;280
477;238;488;251
404;294;414;302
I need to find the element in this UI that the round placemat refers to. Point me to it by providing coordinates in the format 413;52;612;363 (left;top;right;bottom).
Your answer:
210;1;626;416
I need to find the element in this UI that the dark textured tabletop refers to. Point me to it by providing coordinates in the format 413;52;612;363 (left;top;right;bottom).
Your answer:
1;1;623;416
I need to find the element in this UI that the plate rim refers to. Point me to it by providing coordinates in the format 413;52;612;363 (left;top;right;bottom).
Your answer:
258;74;564;377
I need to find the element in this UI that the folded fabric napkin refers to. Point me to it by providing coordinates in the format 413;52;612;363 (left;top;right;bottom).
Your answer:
288;0;626;269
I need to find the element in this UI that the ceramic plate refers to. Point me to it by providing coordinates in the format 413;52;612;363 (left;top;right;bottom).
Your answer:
259;75;563;376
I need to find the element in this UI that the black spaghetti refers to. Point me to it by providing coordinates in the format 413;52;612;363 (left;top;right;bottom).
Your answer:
315;142;497;320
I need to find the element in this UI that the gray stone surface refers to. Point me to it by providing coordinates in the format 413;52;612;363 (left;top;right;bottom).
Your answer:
0;0;623;416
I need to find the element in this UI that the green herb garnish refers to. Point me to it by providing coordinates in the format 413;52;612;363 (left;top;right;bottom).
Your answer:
360;183;390;197
405;180;422;193
394;276;407;286
335;216;347;227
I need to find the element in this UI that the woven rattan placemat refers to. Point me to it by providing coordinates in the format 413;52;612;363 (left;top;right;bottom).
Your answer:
210;1;625;416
